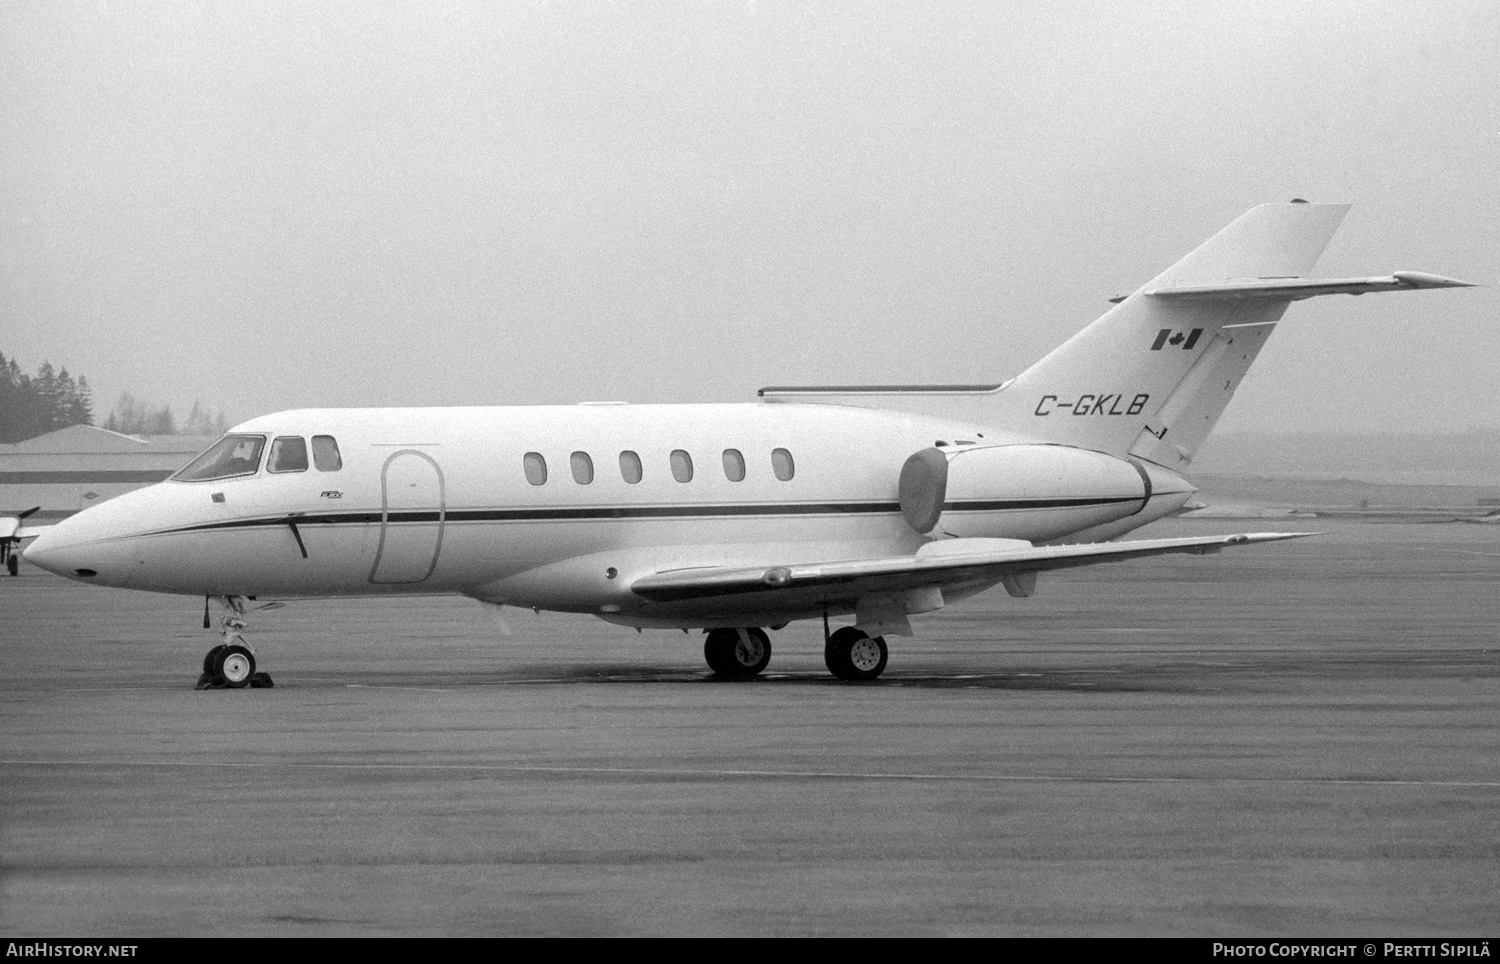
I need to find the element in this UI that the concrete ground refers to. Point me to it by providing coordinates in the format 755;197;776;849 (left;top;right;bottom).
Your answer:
1;518;1496;936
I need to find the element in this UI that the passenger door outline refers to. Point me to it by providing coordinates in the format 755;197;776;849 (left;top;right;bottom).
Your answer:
369;449;445;584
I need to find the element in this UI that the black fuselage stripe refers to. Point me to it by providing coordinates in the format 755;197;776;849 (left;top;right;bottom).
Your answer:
157;497;1146;536
942;497;1142;511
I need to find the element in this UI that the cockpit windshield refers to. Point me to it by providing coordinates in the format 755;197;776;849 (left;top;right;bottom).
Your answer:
172;435;266;482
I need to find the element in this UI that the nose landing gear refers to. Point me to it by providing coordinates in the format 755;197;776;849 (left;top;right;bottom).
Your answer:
196;596;276;690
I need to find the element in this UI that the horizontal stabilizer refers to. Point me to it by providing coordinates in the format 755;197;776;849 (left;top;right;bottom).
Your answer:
1118;271;1475;303
630;532;1313;603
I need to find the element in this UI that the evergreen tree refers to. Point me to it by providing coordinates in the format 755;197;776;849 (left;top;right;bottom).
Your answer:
0;352;77;442
106;391;143;434
73;375;94;425
148;405;177;435
1;349;224;441
181;400;230;436
34;362;61;431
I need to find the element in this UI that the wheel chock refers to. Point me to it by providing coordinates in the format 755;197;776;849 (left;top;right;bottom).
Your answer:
195;670;274;689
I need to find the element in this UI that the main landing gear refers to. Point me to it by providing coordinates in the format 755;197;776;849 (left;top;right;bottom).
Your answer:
197;596;276;690
699;624;891;681
824;626;889;682
703;627;772;680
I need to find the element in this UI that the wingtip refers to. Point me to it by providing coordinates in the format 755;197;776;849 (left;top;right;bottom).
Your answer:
1237;531;1322;542
1391;271;1479;289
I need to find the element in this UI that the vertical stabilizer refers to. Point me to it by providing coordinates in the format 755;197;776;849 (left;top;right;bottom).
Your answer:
988;202;1350;465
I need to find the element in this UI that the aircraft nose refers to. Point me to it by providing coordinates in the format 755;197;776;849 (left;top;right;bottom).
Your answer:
24;522;136;585
25;526;85;577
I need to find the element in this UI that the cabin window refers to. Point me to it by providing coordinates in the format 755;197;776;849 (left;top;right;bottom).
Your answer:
772;447;795;481
268;436;309;473
312;435;342;471
670;449;694;483
570;451;594;485
722;448;746;482
172;435;266;482
523;452;548;485
619;450;642;484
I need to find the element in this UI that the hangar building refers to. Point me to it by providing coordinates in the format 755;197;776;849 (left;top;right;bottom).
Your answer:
0;425;215;522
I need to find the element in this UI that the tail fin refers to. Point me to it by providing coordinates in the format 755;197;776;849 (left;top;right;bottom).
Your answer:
990;201;1351;466
758;201;1472;467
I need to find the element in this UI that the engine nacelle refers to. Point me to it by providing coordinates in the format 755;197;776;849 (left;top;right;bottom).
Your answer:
899;444;1155;542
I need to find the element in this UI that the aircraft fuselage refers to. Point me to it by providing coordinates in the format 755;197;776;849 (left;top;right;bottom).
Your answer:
26;401;1193;628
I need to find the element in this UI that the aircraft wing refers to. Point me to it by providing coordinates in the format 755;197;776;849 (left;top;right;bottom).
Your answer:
630;532;1313;603
0;508;51;542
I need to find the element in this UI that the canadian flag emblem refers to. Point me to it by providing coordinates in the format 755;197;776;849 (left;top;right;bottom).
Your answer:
1151;328;1203;351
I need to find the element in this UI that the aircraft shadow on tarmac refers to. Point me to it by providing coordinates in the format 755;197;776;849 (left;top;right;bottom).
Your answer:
292;662;1234;694
281;648;1488;694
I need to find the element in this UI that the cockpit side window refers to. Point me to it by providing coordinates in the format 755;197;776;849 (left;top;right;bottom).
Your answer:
172;435;267;482
268;436;309;473
311;435;342;472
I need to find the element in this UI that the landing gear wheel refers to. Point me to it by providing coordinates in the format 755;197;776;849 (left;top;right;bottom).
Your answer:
7;553;17;576
198;596;274;690
731;628;771;678
824;627;888;681
213;644;256;688
202;644;227;676
704;634;729;676
704;627;772;679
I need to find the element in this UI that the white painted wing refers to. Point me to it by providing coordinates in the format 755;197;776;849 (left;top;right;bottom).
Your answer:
630;532;1314;603
1;520;53;541
1;507;48;541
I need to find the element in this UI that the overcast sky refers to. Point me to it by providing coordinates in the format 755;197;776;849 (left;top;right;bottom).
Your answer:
2;0;1495;435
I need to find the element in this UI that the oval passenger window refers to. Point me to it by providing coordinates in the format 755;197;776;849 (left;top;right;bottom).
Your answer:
571;451;594;485
722;449;746;482
619;451;642;484
772;447;795;481
523;452;548;486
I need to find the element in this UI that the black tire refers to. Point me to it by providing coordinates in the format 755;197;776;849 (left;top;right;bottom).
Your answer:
7;553;17;576
705;628;771;679
203;644;227;675
213;644;256;688
825;627;888;681
703;633;730;675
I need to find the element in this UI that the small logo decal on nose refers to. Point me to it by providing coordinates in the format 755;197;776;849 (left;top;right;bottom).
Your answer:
212;493;226;504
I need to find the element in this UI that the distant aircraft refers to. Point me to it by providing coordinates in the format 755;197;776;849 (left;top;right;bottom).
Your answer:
1;506;41;577
20;202;1474;686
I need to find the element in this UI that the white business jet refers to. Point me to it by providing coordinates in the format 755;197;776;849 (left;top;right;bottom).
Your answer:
21;201;1474;687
